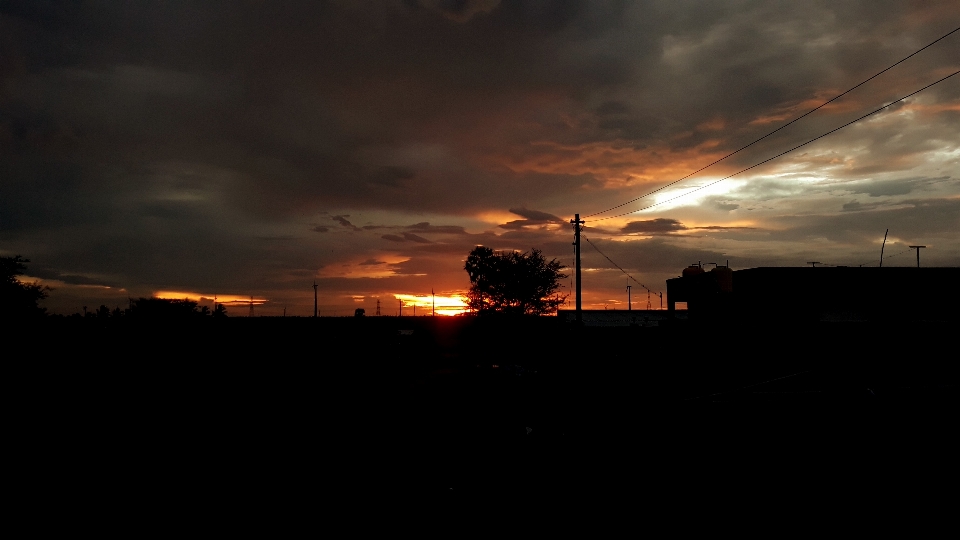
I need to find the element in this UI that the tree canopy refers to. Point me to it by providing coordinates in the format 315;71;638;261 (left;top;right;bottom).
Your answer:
464;246;568;316
1;255;50;318
127;297;212;319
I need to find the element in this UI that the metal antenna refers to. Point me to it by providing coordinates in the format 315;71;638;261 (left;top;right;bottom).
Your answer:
880;229;889;267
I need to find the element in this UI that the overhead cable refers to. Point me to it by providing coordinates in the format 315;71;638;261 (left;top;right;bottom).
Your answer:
583;26;960;219
582;234;658;294
588;69;960;222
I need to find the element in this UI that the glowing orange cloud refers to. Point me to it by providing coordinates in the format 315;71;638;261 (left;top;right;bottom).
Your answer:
153;291;267;304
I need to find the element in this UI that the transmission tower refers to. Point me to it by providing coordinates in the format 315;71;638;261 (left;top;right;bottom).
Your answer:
376;299;381;316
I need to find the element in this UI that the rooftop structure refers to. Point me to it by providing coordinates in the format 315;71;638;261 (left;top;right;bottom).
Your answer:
666;266;960;322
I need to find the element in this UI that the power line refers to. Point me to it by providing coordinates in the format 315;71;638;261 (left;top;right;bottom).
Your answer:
581;234;658;294
583;26;960;219
589;69;960;222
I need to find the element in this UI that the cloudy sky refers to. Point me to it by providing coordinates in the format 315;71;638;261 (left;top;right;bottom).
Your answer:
2;0;959;315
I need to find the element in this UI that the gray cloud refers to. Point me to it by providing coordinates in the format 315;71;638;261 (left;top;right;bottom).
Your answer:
402;232;432;243
406;222;468;235
621;219;686;234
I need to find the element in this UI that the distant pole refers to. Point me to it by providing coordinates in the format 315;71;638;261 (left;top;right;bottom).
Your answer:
249;296;254;317
909;246;926;267
432;289;435;317
646;289;652;310
313;281;318;318
399;298;402;317
626;285;632;311
659;292;663;310
570;213;584;324
880;229;889;267
376;298;381;316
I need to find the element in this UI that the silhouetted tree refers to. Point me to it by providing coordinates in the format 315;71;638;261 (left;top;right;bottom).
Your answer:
464;246;568;316
0;255;50;318
213;303;228;318
127;297;206;319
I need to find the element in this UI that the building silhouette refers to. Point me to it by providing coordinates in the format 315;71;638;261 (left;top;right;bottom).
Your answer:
666;266;960;322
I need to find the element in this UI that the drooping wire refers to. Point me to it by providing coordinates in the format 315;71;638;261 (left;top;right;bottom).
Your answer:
582;26;960;219
582;234;658;294
588;69;960;222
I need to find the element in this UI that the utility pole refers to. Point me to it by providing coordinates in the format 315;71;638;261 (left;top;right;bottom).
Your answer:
658;292;663;310
646;289;652;310
909;246;926;267
626;285;632;311
570;213;584;324
432;289;435;317
313;281;318;318
249;296;254;317
399;298;402;317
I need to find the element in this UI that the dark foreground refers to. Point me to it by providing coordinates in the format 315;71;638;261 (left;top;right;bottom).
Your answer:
8;315;957;517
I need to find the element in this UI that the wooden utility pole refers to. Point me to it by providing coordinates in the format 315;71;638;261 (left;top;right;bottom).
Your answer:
909;246;926;267
626;285;631;311
570;214;584;324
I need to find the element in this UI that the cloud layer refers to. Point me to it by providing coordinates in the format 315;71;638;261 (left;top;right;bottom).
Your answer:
1;1;958;314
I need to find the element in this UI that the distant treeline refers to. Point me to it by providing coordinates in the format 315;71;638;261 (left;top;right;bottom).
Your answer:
59;297;228;319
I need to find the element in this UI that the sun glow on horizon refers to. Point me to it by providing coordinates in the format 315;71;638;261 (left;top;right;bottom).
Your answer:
153;291;266;304
394;293;469;316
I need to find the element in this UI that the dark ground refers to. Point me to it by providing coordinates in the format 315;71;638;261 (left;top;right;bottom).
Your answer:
7;315;957;517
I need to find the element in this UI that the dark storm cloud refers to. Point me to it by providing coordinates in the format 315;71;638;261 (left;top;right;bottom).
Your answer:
332;216;359;230
500;207;566;229
402;232;432;243
406;222;468;235
2;0;958;312
621;219;686;234
771;199;960;244
848;176;951;197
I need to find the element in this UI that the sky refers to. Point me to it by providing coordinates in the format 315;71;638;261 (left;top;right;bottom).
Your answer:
2;0;959;316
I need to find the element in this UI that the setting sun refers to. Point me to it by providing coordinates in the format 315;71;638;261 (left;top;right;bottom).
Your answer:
394;293;469;316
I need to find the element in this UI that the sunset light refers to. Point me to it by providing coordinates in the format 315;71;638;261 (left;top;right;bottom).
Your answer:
394;293;469;316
